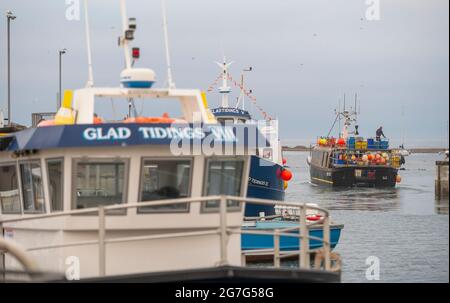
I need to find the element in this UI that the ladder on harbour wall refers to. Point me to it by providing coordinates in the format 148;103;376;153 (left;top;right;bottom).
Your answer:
436;161;449;200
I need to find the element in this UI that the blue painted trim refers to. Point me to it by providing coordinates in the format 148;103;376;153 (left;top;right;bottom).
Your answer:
0;124;269;152
121;81;155;89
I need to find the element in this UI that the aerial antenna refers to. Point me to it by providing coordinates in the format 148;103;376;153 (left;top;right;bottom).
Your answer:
401;104;406;147
84;0;94;87
162;0;176;89
358;96;361;114
338;99;341;137
235;67;252;110
343;93;346;111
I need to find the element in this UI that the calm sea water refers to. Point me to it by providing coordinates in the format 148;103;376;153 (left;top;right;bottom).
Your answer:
284;151;449;283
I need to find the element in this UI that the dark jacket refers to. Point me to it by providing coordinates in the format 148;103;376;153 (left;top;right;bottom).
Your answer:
376;127;385;138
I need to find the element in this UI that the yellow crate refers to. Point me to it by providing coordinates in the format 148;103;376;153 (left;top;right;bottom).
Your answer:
355;141;368;150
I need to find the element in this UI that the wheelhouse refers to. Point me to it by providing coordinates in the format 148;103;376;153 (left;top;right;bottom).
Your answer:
0;146;250;216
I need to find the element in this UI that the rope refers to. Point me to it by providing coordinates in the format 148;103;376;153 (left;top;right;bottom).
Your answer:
206;72;224;92
227;74;272;121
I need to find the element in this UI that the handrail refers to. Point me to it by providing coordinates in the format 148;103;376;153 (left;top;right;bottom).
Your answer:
0;195;334;277
0;237;39;273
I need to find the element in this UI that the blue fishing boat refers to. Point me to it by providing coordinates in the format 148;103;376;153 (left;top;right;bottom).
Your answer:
242;220;343;251
208;60;289;217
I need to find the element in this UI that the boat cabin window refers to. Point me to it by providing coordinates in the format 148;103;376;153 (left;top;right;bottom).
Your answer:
203;159;244;211
47;159;64;212
73;159;128;209
311;150;323;167
138;159;192;213
323;152;330;168
0;164;21;214
20;161;45;213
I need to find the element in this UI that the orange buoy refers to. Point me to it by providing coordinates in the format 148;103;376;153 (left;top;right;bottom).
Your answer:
282;158;287;165
396;175;402;183
281;169;293;181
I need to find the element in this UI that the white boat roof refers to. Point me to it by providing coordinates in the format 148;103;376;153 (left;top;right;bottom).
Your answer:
73;87;216;124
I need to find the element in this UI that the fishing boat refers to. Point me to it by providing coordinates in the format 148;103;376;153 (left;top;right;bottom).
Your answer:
0;0;342;282
308;104;405;187
0;111;26;137
207;60;289;217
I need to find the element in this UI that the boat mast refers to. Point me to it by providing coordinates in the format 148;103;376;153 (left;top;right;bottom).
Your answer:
216;58;232;107
120;0;132;69
84;0;94;87
235;67;252;110
162;0;176;89
339;93;358;140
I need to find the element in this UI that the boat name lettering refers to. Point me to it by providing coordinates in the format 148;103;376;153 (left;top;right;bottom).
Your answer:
84;127;131;141
248;177;270;187
139;126;237;142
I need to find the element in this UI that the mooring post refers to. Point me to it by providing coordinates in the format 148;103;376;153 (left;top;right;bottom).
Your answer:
436;160;449;200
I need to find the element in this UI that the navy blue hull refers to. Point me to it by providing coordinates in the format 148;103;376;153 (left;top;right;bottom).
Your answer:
310;164;398;188
245;156;285;217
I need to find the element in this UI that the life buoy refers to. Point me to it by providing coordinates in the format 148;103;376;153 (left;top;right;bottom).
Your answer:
313;249;342;272
306;215;321;221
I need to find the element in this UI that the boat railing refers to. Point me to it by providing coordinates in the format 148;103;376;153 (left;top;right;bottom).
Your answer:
0;195;334;279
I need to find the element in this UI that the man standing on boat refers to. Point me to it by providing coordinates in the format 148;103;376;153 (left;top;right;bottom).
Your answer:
376;126;386;142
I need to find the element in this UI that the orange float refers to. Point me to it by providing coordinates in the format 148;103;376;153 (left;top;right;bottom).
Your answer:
281;169;293;181
124;115;175;124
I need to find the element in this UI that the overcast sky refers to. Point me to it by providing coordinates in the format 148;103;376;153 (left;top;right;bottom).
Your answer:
0;0;448;147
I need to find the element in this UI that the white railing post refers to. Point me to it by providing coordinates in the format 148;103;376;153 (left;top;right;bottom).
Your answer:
219;195;228;265
299;204;309;269
98;206;106;276
323;215;331;271
241;253;246;267
273;229;280;268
